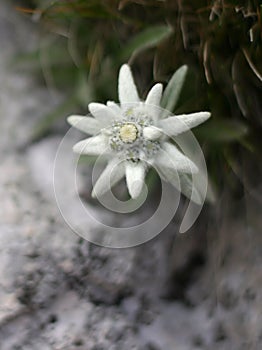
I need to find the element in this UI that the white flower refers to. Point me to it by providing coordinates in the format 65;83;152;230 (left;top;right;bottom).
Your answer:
68;64;211;201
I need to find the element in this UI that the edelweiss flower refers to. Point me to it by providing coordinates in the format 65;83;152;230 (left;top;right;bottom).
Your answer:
68;64;211;201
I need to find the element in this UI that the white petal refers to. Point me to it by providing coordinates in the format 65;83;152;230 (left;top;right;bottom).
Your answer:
125;161;146;199
145;83;163;107
106;101;122;118
67;115;101;135
143;126;162;140
154;142;198;174
178;174;202;204
118;64;140;106
92;159;125;198
155;166;202;204
158;112;211;136
88;102;117;125
73;134;109;155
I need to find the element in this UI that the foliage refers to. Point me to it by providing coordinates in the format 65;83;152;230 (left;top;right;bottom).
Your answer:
15;0;262;196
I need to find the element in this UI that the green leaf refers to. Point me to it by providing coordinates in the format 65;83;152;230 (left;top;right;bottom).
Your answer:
195;119;249;143
160;65;188;116
78;154;102;165
76;70;94;108
146;168;159;192
121;25;172;61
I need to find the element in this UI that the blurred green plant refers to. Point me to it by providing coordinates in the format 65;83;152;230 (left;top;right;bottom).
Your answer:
15;0;262;198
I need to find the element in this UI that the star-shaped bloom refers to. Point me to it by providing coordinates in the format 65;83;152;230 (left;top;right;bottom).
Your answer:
68;64;211;202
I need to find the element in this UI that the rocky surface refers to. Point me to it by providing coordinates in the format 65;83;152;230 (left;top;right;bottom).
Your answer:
0;2;261;349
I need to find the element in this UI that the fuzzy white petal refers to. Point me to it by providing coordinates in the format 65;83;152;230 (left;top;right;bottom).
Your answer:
67;115;101;135
125;161;146;199
88;103;117;125
118;64;140;106
155;166;202;204
158;112;211;136
106;101;122;118
73;134;109;155
92;159;125;198
143;126;162;140
154;142;198;174
145;83;163;107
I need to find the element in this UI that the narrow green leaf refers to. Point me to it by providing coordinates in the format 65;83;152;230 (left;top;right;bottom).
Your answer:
121;25;172;61
195;119;249;143
146;168;159;192
78;155;106;165
161;65;188;116
76;70;94;108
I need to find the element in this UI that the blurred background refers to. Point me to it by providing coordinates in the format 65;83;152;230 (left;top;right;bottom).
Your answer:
0;0;261;349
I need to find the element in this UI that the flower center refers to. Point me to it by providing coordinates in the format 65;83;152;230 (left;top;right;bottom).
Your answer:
119;123;138;143
108;110;160;161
